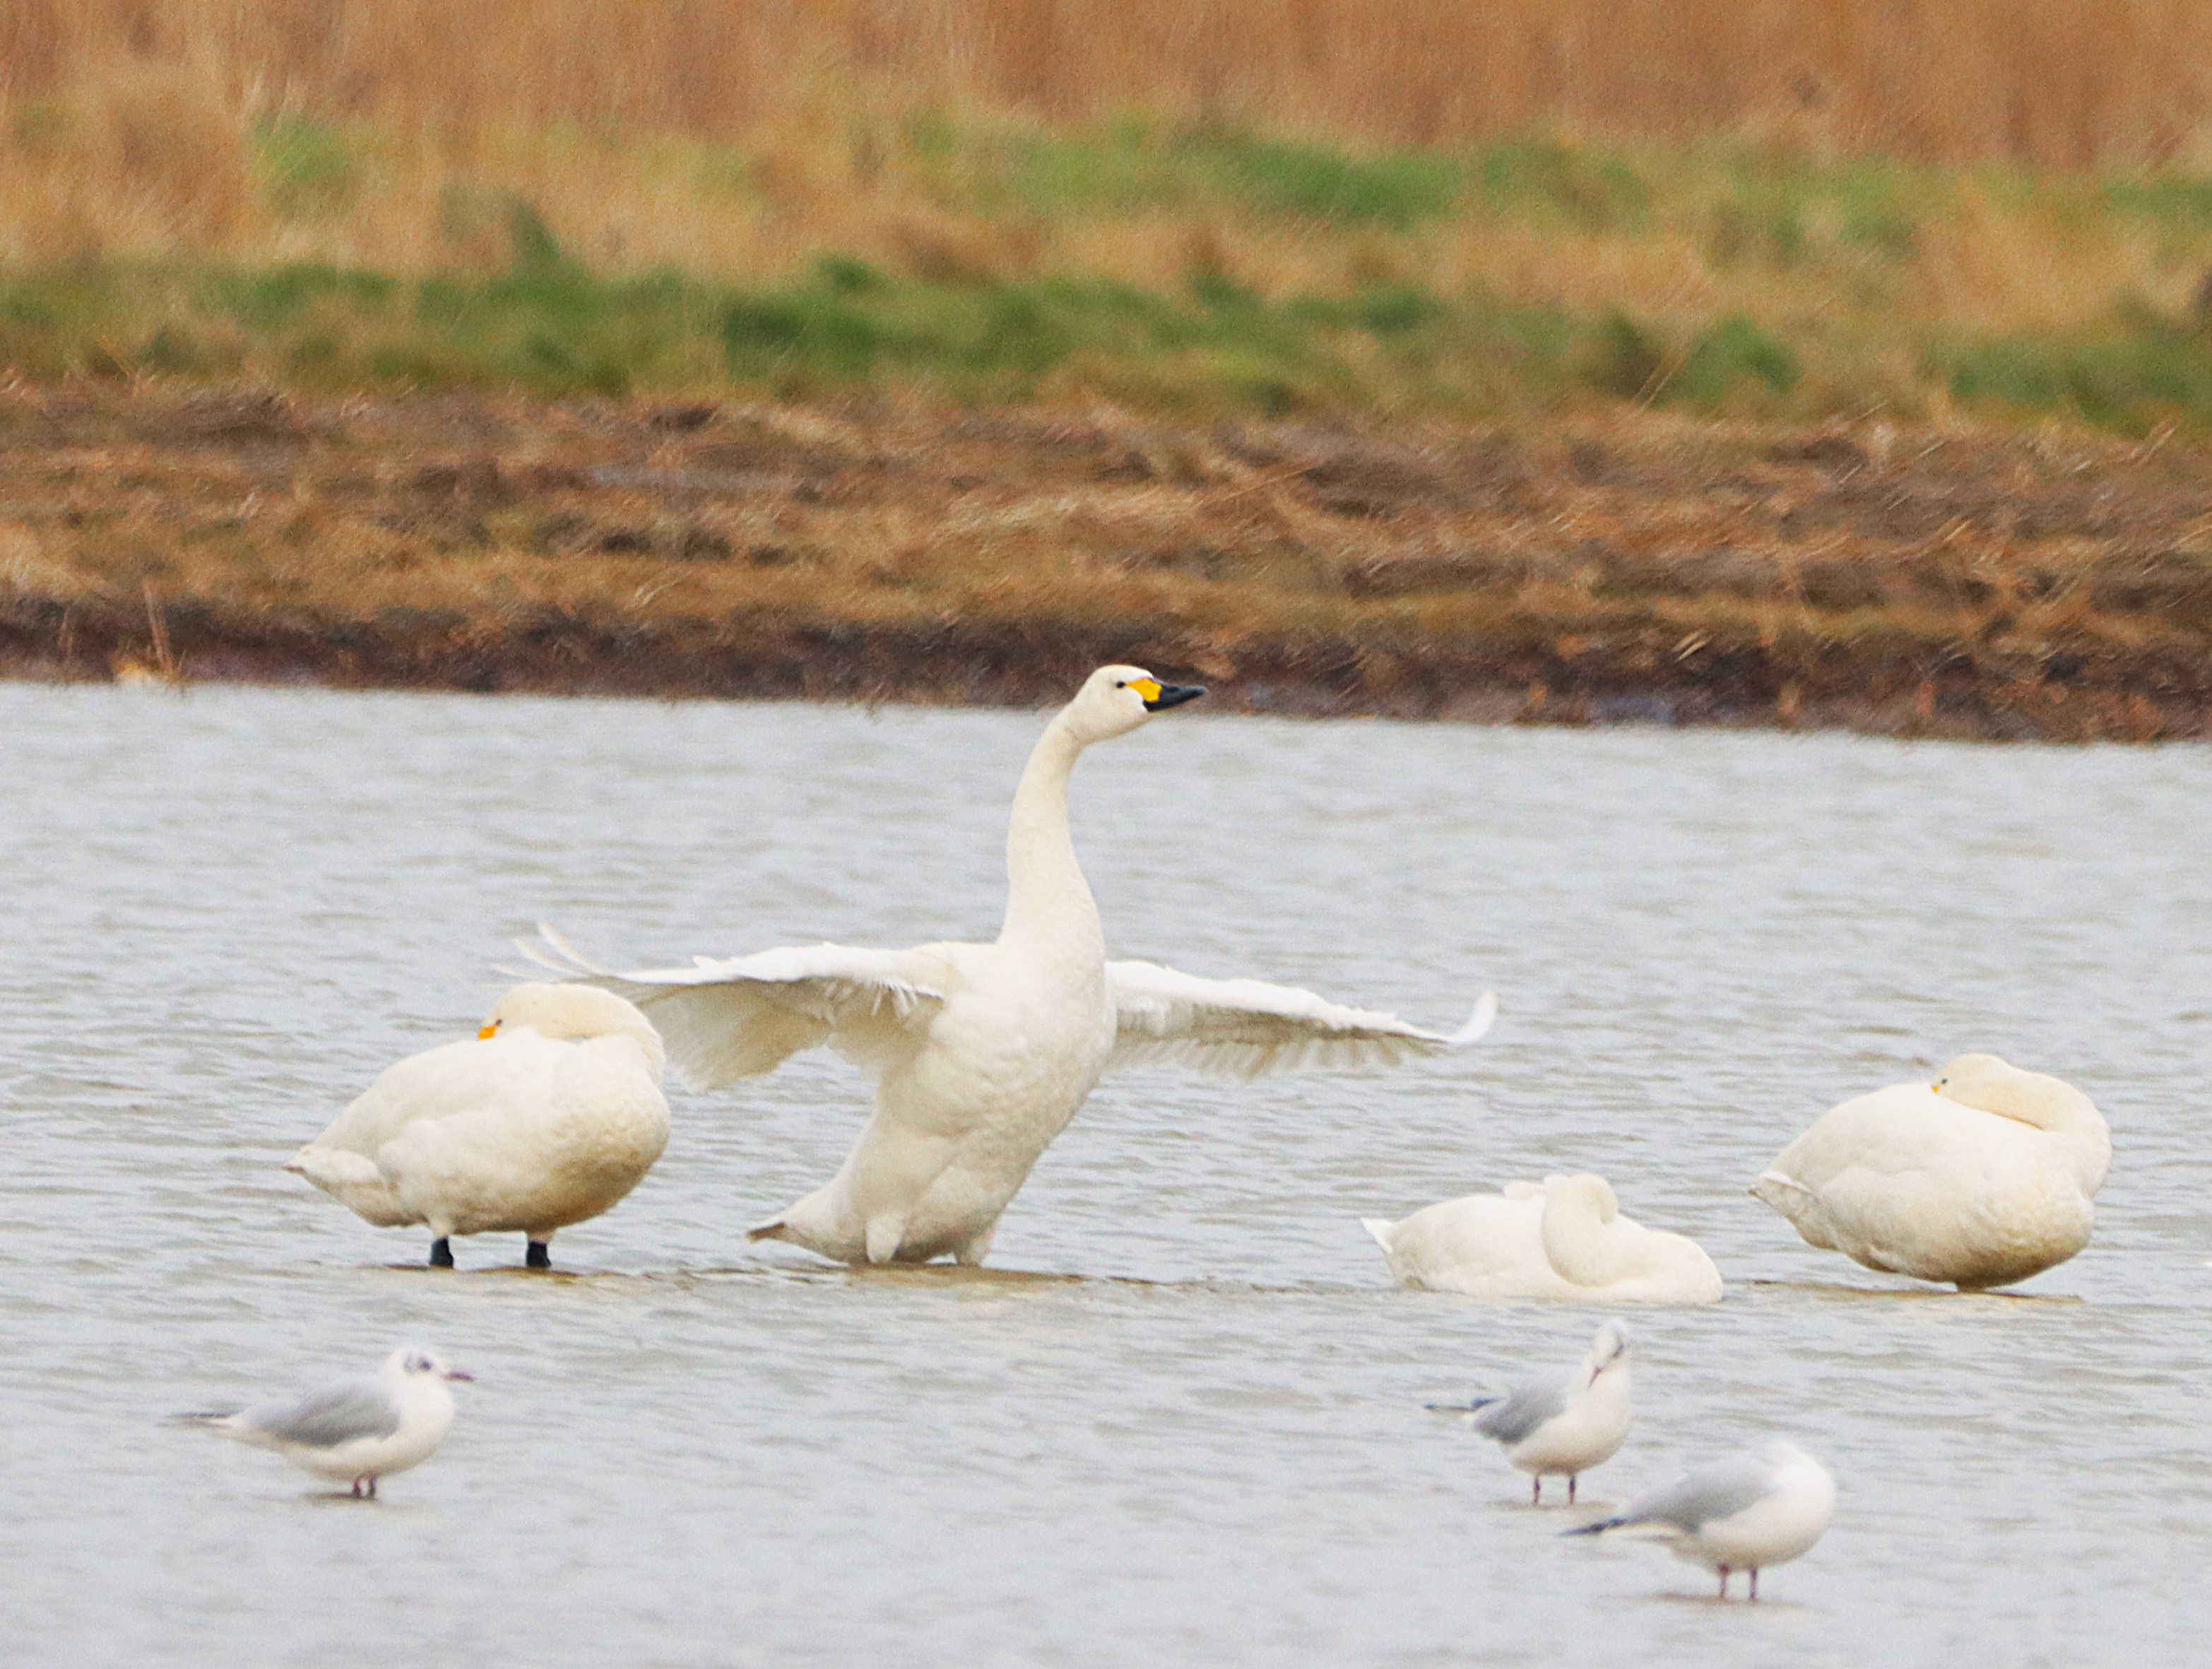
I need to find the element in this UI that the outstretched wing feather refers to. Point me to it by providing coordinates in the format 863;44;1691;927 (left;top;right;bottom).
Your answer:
520;926;947;1089
1106;960;1494;1081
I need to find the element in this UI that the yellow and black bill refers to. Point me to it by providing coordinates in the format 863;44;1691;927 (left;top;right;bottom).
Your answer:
1136;679;1206;711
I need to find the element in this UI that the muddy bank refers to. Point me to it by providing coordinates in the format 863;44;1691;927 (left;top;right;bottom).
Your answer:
3;383;2208;740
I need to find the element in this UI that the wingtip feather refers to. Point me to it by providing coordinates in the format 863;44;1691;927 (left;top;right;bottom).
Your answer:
1561;1519;1619;1538
519;922;605;979
1447;990;1499;1047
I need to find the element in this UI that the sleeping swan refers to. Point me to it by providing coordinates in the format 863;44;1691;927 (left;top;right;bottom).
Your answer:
528;665;1494;1268
1364;1174;1722;1303
1750;1052;2110;1290
286;983;670;1269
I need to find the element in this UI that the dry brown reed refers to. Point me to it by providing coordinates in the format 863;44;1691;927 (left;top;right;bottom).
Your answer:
9;0;2212;167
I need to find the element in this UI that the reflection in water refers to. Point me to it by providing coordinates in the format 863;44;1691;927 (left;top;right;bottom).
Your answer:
2;683;2209;1666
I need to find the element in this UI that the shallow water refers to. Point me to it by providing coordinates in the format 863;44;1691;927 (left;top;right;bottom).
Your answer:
3;683;2208;1668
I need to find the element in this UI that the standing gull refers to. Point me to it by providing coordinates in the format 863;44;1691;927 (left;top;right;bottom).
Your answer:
1564;1440;1835;1599
527;665;1494;1268
1428;1321;1632;1503
182;1346;472;1497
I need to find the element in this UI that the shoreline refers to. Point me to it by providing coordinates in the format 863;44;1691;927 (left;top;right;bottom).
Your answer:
2;383;2206;743
6;601;2196;745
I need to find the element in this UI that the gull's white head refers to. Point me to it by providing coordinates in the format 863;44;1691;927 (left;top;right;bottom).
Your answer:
1059;664;1205;744
476;982;665;1074
384;1346;474;1384
1586;1320;1632;1383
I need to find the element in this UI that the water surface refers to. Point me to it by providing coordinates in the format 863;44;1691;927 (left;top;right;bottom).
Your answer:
4;684;2208;1666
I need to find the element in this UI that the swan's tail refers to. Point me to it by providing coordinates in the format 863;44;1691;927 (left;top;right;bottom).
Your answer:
1749;1171;1813;1215
285;1146;408;1223
1361;1217;1397;1253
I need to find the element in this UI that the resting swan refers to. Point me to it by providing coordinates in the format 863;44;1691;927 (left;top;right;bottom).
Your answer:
1750;1052;2110;1290
287;983;670;1269
528;665;1494;1268
1364;1174;1723;1303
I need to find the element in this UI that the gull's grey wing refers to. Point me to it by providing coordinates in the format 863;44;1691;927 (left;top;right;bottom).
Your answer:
245;1380;401;1449
1469;1371;1574;1445
1614;1451;1778;1532
1106;960;1496;1080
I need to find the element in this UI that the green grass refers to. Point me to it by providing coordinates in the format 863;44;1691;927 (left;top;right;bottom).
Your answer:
7;247;2158;422
1931;311;2212;429
898;119;1957;251
908;119;1647;232
252;115;355;218
16;114;2212;429
0;249;1864;414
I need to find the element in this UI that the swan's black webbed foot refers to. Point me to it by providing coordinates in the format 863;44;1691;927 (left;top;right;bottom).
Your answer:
525;1240;551;1269
429;1237;454;1269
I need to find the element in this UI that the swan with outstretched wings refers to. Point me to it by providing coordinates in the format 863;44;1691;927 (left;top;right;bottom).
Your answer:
525;667;1494;1267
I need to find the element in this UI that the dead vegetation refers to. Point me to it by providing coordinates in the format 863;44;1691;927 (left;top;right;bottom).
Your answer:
4;381;2208;740
11;0;2212;167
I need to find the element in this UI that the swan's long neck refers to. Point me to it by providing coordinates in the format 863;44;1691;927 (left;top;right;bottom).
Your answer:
1541;1186;1617;1288
2032;1097;2112;1193
618;1023;668;1083
999;713;1103;961
1972;1081;2112;1194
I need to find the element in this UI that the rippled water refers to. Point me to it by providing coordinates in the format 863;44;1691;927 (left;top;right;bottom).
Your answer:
4;682;2210;1667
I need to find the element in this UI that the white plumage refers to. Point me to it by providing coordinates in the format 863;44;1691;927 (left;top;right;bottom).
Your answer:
1751;1052;2110;1290
288;983;670;1269
1567;1440;1836;1600
184;1346;472;1498
1429;1321;1633;1504
1364;1173;1722;1304
528;665;1494;1268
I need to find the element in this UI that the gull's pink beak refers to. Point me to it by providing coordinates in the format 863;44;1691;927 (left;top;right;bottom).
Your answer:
443;1369;475;1382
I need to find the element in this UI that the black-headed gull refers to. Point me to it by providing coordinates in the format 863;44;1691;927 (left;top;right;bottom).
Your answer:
1565;1439;1835;1599
1429;1321;1632;1503
183;1346;472;1497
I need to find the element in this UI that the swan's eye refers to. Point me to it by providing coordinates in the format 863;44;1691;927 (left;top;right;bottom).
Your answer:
1114;679;1125;688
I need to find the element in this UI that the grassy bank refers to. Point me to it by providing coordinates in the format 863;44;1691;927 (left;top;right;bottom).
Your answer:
4;382;2208;742
16;130;2212;432
13;6;2212;429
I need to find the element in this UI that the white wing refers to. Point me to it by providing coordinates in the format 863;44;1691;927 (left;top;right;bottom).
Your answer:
1105;960;1496;1080
521;924;947;1089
